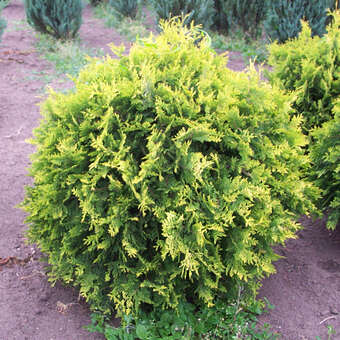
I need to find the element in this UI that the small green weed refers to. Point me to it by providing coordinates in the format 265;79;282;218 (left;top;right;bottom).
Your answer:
87;299;280;340
327;325;337;339
316;324;337;340
34;33;104;77
209;30;268;64
6;19;30;32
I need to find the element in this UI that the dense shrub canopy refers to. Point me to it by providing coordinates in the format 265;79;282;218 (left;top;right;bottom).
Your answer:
267;13;340;134
22;20;317;317
24;0;82;39
268;12;340;229
310;104;340;230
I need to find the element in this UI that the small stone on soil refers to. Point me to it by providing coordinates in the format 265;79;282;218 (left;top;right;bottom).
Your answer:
330;306;339;315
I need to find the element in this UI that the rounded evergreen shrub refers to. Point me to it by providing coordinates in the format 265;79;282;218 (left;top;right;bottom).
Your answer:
267;12;340;134
310;103;340;230
24;0;82;40
22;19;317;317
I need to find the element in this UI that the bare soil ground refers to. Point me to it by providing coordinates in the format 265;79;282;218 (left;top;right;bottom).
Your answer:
0;2;339;339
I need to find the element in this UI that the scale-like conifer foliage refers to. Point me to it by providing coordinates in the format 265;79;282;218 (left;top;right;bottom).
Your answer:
268;13;339;229
268;13;340;134
24;0;82;39
22;20;317;317
310;104;340;230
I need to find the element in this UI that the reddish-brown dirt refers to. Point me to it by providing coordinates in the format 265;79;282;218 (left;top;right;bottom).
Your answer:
258;217;340;340
0;1;339;340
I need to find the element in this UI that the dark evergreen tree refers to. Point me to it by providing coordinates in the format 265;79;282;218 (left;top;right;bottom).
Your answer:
24;0;82;40
212;0;232;34
265;0;333;43
331;0;340;10
108;0;139;20
221;0;269;40
89;0;104;6
150;0;216;30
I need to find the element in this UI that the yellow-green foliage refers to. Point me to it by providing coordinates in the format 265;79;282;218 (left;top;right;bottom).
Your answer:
267;12;340;134
22;19;317;317
310;102;340;230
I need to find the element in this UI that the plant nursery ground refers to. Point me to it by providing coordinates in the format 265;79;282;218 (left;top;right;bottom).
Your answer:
0;1;339;339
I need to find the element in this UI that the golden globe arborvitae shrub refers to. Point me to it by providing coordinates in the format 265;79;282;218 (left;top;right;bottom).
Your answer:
22;20;317;317
310;102;340;230
268;12;339;230
267;12;340;134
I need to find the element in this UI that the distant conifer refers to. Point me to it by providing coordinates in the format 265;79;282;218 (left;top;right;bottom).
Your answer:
24;0;82;40
265;0;333;43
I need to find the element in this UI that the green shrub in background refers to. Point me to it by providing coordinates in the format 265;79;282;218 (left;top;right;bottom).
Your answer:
108;0;139;20
24;0;82;39
0;0;10;8
265;0;333;43
267;12;340;134
212;0;231;34
0;18;5;42
310;105;340;230
222;0;269;40
0;2;6;43
22;19;317;319
89;0;105;6
150;0;216;30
